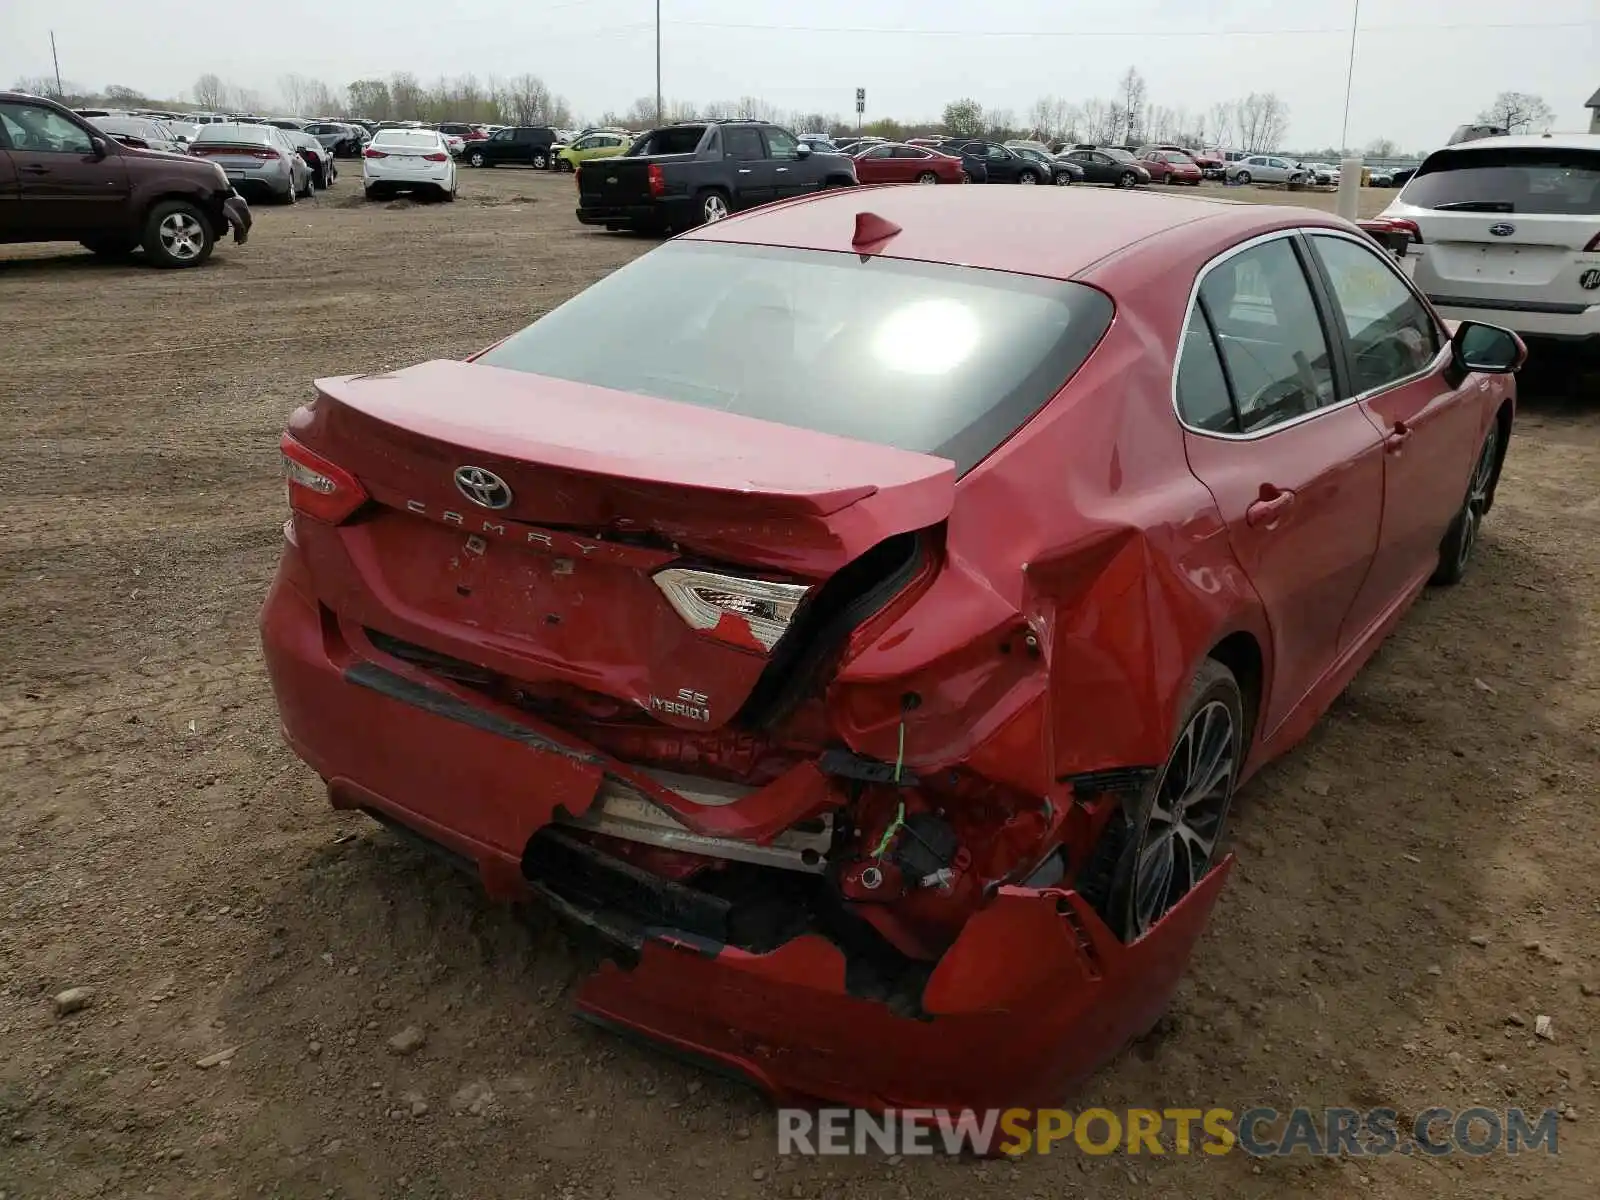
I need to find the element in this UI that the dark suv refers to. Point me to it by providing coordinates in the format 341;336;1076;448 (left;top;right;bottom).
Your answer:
463;126;559;169
0;91;250;267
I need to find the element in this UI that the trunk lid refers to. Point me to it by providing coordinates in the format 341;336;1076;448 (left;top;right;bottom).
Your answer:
290;359;954;732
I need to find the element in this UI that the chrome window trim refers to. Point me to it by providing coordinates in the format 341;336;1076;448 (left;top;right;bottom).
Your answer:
1171;227;1450;442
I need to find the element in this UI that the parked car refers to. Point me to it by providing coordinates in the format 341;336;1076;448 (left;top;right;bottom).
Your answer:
89;114;188;155
1186;149;1225;179
363;127;458;201
556;130;630;172
851;142;967;185
305;121;366;157
1139;149;1203;185
798;135;840;154
464;125;559;169
0;90;250;266
189;121;311;204
1004;139;1054;156
938;141;1060;185
166;121;200;146
576;120;857;232
1225;154;1307;185
262;184;1520;1113
284;128;337;189
1372;133;1600;344
436;122;484;144
1305;162;1341;186
1367;167;1395;187
1061;147;1151;188
1012;145;1083;184
265;117;310;133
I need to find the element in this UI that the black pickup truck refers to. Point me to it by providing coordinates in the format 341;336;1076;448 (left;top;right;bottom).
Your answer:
576;120;857;233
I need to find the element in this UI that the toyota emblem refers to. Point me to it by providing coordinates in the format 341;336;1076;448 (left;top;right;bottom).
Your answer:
453;465;513;510
1489;223;1515;237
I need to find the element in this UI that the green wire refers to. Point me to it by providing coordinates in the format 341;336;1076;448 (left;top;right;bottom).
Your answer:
871;719;908;860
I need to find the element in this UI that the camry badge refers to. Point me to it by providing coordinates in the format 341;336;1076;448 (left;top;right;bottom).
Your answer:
1489;223;1515;237
453;465;513;510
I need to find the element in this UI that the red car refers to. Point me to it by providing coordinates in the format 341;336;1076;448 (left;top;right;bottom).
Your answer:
852;142;967;185
1141;148;1204;185
262;187;1521;1111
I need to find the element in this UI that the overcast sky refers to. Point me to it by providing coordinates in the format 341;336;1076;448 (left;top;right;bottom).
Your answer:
2;0;1595;149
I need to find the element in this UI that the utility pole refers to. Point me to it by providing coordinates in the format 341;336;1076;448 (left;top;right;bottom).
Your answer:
1339;0;1360;152
655;0;662;125
50;31;63;98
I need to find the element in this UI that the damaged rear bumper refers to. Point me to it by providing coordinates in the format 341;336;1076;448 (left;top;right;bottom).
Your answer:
261;550;1232;1109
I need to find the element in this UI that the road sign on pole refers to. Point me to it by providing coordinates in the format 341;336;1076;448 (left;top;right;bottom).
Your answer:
855;87;866;114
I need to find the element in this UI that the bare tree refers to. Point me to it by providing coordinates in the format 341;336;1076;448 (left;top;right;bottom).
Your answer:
302;79;339;116
192;73;229;110
1364;136;1398;158
1081;99;1119;144
1115;67;1148;145
14;74;82;100
233;87;268;114
1235;92;1289;152
346;79;391;119
389;72;425;120
1477;91;1554;134
103;84;146;107
279;73;312;115
1207;101;1235;149
985;107;1016;140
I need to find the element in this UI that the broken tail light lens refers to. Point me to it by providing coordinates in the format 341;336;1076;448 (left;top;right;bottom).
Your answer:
281;433;368;524
652;568;810;653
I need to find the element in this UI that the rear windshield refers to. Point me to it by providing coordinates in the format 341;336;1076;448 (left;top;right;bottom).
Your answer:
375;130;441;149
477;241;1113;474
635;126;705;155
194;124;271;145
1402;146;1600;214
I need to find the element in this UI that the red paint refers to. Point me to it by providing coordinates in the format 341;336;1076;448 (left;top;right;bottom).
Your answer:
851;144;967;186
261;186;1517;1110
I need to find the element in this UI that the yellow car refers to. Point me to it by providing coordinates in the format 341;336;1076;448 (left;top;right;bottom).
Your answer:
555;131;630;172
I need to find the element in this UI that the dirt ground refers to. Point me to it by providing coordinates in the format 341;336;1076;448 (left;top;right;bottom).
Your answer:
1;168;1596;1200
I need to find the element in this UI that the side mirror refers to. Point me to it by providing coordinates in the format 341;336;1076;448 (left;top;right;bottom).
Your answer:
90;135;109;159
1451;321;1525;374
794;143;812;157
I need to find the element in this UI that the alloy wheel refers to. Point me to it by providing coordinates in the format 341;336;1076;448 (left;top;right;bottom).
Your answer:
916;172;937;184
158;212;204;262
1019;172;1037;185
1457;429;1499;571
1131;699;1236;936
702;193;729;223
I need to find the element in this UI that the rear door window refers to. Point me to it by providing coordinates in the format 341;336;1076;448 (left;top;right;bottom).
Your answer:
724;127;765;161
1198;237;1338;433
1401;146;1600;214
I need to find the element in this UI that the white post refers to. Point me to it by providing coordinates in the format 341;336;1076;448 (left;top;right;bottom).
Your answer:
1337;156;1363;221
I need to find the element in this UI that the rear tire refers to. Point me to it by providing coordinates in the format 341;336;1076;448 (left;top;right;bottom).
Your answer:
532;151;549;169
282;180;298;205
1018;170;1039;185
469;150;487;168
916;171;938;185
696;188;731;226
441;182;457;202
141;200;214;269
1087;659;1243;942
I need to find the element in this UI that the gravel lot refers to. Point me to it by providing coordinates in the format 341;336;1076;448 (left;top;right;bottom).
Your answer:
1;168;1596;1200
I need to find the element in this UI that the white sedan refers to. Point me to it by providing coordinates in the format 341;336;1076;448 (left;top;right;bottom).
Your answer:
363;128;458;201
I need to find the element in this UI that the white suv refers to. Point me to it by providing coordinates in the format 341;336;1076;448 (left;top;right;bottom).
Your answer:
1374;134;1600;341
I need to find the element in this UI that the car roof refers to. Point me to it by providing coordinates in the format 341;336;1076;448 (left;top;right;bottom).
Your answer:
1426;132;1600;153
684;186;1349;282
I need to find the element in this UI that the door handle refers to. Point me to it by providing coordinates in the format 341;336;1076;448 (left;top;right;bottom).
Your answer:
1384;420;1413;453
775;167;788;172
737;168;752;174
1246;485;1296;527
22;165;49;175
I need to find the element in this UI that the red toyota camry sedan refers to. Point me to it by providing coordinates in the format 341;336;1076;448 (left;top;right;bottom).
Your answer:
852;142;968;185
262;185;1521;1111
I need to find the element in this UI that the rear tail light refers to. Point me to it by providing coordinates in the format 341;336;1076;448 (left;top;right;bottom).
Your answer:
652;568;811;654
364;147;387;159
647;162;666;198
281;433;368;525
1388;218;1423;244
1584;232;1600;252
422;152;448;162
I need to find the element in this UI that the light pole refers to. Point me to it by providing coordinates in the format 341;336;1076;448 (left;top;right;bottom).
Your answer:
1336;0;1363;220
655;0;662;125
1339;0;1361;152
